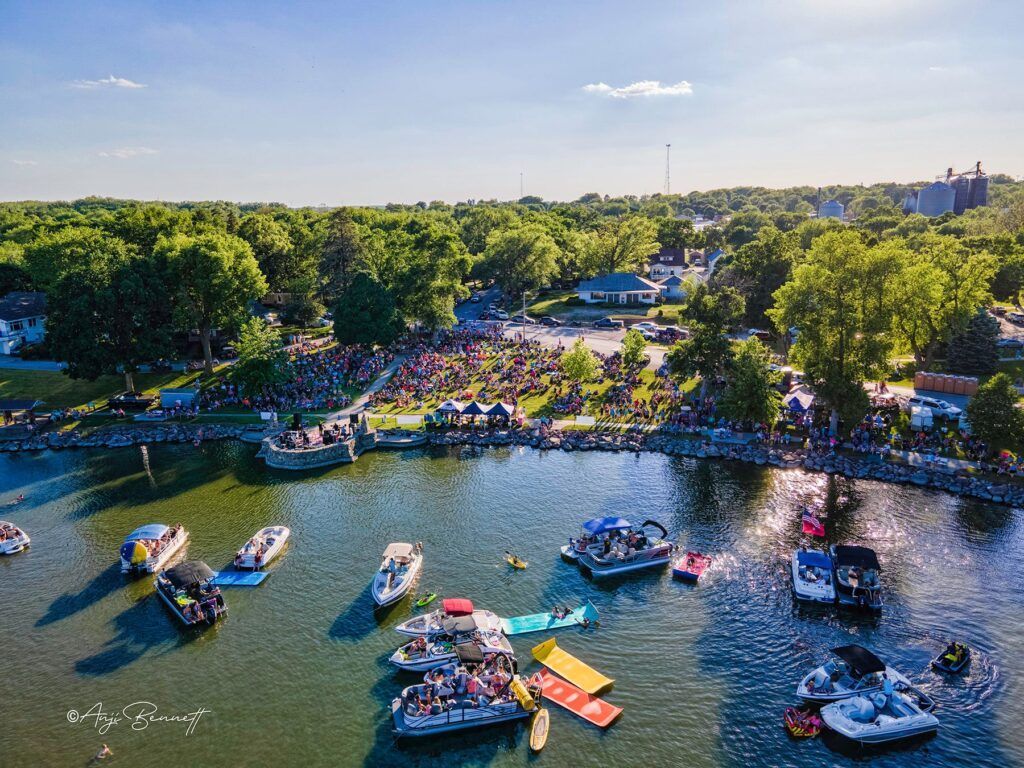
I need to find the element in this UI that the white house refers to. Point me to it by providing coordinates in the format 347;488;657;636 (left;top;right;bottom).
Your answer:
576;273;663;305
656;274;689;302
0;291;46;355
648;247;691;280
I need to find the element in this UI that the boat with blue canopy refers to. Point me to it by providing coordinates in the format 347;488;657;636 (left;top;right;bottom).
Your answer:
578;519;674;578
791;548;835;603
119;523;188;575
560;516;633;562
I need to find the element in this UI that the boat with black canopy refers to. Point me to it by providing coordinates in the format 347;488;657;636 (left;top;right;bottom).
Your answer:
390;614;513;672
392;650;539;737
578;519;674;578
798;645;911;704
154;560;227;627
831;544;883;610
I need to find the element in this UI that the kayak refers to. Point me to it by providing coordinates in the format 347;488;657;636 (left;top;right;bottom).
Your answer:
530;707;549;752
506;555;528;570
415;593;437;608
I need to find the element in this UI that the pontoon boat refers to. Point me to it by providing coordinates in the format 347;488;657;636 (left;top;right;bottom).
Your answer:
235;525;290;570
394;598;502;638
119;523;188;575
372;542;423;606
791;548;835;603
821;689;938;744
578;520;674;578
798;645;911;704
0;521;30;555
560;516;632;562
831;545;883;610
154;560;227;627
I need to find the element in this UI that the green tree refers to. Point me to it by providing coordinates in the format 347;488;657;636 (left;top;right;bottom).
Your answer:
232;317;288;395
23;227;133;290
719;338;782;424
561;338;598;383
0;262;32;294
157;232;268;374
946;308;1000;375
768;230;895;433
621;328;647;370
458;206;518;255
332;273;405;346
581;216;660;276
480;224;560;299
713;226;797;326
284;274;326;327
319;209;366;303
966;373;1024;454
47;255;172;391
395;220;471;330
237;213;296;291
668;284;746;398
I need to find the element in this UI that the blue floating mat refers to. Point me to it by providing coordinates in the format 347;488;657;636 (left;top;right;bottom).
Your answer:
501;601;599;636
211;570;268;587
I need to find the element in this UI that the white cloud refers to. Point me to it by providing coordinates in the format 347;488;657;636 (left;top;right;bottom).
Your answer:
98;147;159;159
11;159;38;166
71;75;147;90
582;80;693;99
928;66;947;72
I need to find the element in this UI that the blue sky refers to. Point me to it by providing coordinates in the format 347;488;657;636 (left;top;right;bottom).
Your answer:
2;0;1022;205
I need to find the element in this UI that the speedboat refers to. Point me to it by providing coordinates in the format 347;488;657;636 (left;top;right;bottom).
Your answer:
154;561;227;627
821;689;938;744
798;645;912;704
234;525;290;570
390;615;514;672
372;542;423;606
831;544;883;610
560;516;632;562
673;551;712;582
0;521;30;555
791;548;836;603
394;598;503;638
119;523;188;575
392;651;538;737
578;520;674;578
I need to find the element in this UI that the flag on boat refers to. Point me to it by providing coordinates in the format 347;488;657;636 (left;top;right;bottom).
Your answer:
801;508;825;537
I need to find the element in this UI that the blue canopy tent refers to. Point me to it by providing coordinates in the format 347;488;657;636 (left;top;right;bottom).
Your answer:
460;401;489;417
124;524;169;541
582;516;633;535
796;550;832;569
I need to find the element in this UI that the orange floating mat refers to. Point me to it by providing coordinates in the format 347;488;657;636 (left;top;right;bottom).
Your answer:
531;638;614;694
536;670;622;728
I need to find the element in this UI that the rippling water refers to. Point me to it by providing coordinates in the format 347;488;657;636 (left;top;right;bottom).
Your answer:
1;443;1022;767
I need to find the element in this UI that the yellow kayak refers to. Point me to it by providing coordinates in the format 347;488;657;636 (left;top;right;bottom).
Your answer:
506;555;528;569
530;707;549;752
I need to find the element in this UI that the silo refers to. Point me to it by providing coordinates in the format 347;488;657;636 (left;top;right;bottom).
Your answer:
916;182;955;217
951;176;971;215
818;199;844;220
968;175;989;209
902;192;918;214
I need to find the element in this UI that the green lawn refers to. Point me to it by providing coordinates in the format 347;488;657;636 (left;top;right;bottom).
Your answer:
526;290;685;324
0;369;206;410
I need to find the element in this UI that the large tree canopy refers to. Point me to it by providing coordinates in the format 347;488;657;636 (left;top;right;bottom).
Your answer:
480;224;561;299
332;273;405;346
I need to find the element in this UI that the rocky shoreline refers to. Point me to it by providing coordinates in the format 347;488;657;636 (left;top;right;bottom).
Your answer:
2;423;1022;508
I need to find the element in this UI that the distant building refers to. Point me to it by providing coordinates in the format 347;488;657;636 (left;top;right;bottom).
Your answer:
916;181;956;217
576;273;663;305
0;291;46;355
648;247;691;280
657;274;689;302
902;192;918;214
818;199;844;220
704;248;726;275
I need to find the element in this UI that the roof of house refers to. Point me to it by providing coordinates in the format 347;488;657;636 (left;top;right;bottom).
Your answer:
658;275;685;287
705;248;725;263
649;247;689;267
0;291;46;322
577;272;663;294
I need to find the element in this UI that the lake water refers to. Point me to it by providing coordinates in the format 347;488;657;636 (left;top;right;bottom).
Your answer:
2;442;1022;767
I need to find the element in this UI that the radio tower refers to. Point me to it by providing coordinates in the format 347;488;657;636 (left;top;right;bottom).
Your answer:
664;144;671;195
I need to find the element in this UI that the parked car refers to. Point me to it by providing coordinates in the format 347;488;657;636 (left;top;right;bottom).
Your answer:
510;314;537;325
907;395;962;420
1007;312;1024;325
990;305;1007;316
108;392;156;411
539;316;562;327
593;317;624;329
656;326;688;342
219;345;238;360
638;329;658;341
631;321;660;333
747;328;772;341
149;359;173;373
996;337;1024;349
470;294;482;303
493;309;509;320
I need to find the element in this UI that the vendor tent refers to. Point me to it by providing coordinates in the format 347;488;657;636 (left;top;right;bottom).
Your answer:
783;386;815;413
460;401;489;417
486;402;514;418
436;399;465;413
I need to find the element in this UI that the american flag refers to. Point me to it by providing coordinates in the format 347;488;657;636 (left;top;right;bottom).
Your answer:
801;508;825;537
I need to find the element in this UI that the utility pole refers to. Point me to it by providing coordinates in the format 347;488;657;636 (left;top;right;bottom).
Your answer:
664;144;671;195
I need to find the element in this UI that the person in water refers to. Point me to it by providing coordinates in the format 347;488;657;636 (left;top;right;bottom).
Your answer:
94;744;112;761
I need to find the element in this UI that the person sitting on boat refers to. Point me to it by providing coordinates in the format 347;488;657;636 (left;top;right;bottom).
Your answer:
943;642;965;664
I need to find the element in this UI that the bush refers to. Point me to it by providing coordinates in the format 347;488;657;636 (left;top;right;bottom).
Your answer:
564;296;586;307
18;340;51;360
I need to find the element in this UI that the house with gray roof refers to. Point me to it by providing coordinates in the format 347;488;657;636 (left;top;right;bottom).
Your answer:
576;273;663;305
0;291;46;355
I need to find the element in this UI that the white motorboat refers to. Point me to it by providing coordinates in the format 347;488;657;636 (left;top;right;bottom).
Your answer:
560;516;633;563
390;621;514;672
394;598;502;638
578;519;673;578
798;645;912;704
0;521;30;555
392;651;536;738
831;544;883;610
119;523;188;575
791;548;836;603
821;689;938;744
234;526;290;570
372;542;423;606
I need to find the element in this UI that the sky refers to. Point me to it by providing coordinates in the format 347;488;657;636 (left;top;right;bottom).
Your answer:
2;0;1023;205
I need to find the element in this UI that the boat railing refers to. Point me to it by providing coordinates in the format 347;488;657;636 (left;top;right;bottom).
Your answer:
403;698;515;731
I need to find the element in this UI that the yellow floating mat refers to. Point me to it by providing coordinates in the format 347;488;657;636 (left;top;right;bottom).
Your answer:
531;638;613;694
